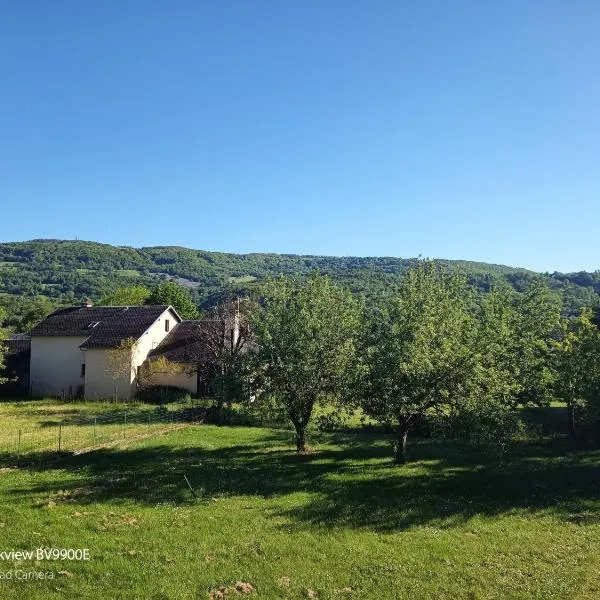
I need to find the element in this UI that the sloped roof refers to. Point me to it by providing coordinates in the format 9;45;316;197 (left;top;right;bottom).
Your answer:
2;338;31;358
28;305;178;349
148;320;210;363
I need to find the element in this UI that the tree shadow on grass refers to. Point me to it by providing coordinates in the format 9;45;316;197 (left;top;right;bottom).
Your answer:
3;429;600;532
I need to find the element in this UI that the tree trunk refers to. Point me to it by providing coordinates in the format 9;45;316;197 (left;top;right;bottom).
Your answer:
293;422;307;453
567;403;575;438
393;424;409;464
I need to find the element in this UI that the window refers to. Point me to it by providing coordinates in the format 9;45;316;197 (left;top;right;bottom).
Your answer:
81;364;86;377
165;319;170;332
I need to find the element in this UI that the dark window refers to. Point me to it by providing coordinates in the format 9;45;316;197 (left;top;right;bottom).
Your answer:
81;364;86;377
165;319;170;332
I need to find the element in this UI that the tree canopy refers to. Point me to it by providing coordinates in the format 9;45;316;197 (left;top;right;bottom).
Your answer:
357;262;475;463
146;282;200;320
251;273;361;452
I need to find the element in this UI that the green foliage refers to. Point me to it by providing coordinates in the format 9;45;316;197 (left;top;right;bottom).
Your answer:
447;403;526;455
0;240;598;316
101;285;151;306
358;262;475;463
196;296;257;411
511;284;562;405
553;310;600;437
0;307;7;384
136;385;192;405
146;281;200;319
312;407;351;432
251;273;361;451
470;284;561;411
0;295;56;332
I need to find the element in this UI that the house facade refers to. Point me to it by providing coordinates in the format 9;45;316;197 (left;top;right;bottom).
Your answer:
28;303;183;400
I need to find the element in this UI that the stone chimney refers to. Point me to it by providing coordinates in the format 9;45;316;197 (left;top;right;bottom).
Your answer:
81;298;93;308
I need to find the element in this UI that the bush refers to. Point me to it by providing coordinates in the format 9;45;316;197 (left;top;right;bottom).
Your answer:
313;409;349;432
447;405;526;455
137;385;191;405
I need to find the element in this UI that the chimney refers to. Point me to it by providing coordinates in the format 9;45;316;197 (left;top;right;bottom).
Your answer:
81;298;93;308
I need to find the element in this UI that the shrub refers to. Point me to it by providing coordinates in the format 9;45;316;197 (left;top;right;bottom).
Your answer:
137;385;191;405
447;404;525;455
313;409;349;432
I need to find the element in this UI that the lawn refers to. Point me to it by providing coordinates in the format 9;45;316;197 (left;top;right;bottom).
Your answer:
0;401;599;599
0;400;191;463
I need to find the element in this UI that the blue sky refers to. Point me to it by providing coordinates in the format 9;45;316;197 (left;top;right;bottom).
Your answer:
1;1;599;273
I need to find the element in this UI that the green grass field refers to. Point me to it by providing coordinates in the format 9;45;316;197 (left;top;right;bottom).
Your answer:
0;401;598;599
0;401;191;459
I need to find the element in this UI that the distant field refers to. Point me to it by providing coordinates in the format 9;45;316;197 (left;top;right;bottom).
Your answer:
0;400;598;599
228;275;258;284
115;269;141;277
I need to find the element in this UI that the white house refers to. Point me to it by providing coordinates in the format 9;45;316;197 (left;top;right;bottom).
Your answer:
28;302;185;400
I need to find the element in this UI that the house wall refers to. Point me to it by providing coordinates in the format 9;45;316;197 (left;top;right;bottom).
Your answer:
147;364;197;394
30;337;88;398
83;348;133;401
83;309;179;400
131;310;178;378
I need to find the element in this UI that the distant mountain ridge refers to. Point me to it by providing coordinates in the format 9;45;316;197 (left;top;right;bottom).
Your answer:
0;239;598;314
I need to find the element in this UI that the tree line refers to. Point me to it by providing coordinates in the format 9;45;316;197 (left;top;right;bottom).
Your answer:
234;263;600;463
1;262;599;465
1;239;599;314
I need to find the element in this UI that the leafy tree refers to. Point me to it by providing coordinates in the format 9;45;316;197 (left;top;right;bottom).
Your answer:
0;295;55;332
358;262;475;464
0;307;8;384
511;284;562;406
472;284;561;404
553;310;600;436
251;274;360;452
101;285;151;306
457;284;560;450
196;296;256;412
146;281;200;320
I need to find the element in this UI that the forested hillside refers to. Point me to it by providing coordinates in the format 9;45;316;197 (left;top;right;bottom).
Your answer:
0;239;598;316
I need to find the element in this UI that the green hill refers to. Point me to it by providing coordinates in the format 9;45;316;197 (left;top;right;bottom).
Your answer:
0;239;598;315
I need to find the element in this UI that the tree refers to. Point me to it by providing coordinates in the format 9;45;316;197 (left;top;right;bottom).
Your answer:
251;274;360;453
457;284;560;450
101;285;151;306
358;262;475;464
0;295;55;332
511;283;562;406
0;307;8;384
195;296;255;412
146;281;199;320
553;310;600;437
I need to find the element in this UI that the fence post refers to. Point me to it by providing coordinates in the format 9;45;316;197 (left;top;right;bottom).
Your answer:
123;413;127;439
93;417;97;442
17;430;21;465
58;423;62;454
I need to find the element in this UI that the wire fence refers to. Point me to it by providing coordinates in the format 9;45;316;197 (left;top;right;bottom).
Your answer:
0;406;200;466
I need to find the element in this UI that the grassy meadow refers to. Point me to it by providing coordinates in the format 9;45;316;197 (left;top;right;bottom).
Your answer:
0;401;191;460
0;400;598;599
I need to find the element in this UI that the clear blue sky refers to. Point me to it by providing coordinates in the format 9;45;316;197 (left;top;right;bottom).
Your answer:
1;1;599;273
